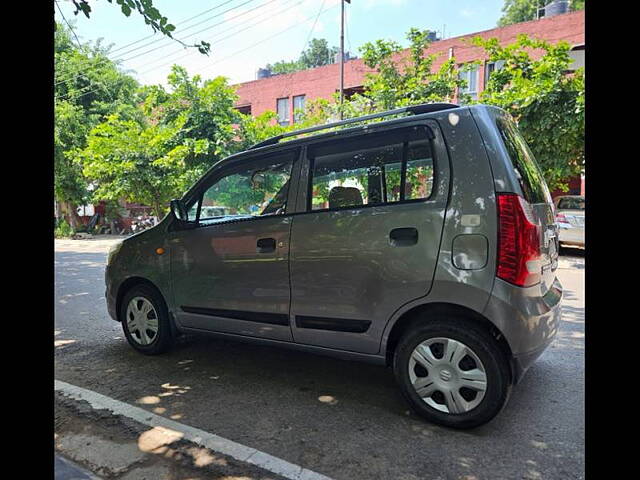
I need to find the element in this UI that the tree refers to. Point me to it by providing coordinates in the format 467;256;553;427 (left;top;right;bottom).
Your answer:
267;59;304;75
77;68;245;216
498;0;586;27
300;38;340;69
67;0;210;54
149;66;242;181
293;28;471;126
233;111;289;152
262;38;339;75
344;28;470;116
54;21;141;227
473;34;584;191
75;114;190;219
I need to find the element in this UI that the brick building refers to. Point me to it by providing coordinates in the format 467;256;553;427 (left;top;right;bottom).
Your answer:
234;10;585;122
233;9;584;195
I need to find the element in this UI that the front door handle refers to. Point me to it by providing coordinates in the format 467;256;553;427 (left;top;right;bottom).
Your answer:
256;237;276;253
390;227;418;247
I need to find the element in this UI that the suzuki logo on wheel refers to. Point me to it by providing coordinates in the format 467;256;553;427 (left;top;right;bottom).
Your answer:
440;370;452;382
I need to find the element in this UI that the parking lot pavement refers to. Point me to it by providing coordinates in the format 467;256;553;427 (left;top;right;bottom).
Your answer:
55;238;585;480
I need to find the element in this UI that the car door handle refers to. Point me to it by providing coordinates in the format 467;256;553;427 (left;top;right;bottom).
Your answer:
256;237;276;253
390;227;418;247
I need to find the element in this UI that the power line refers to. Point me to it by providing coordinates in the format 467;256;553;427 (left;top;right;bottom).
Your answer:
196;3;339;78
55;0;261;87
135;0;308;76
301;0;327;56
107;0;239;56
61;3;339;104
132;0;303;73
55;0;81;47
108;0;261;62
115;0;278;66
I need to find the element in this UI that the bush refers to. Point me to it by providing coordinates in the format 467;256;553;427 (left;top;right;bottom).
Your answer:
55;219;74;238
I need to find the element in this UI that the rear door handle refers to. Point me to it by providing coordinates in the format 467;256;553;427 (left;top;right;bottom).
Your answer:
256;237;276;253
390;227;418;247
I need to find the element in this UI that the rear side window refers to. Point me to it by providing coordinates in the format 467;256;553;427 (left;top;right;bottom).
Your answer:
309;127;434;211
496;116;551;204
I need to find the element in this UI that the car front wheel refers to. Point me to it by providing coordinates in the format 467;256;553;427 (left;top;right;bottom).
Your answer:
120;284;174;355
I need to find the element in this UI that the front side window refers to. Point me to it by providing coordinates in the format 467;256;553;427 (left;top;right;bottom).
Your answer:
277;97;290;126
192;155;294;225
309;128;435;211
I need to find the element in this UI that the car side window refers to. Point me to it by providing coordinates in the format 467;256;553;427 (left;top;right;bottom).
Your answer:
309;127;434;211
311;143;403;210
191;154;294;226
405;139;434;200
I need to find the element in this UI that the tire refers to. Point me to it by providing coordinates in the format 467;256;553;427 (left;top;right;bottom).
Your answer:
120;284;174;355
393;315;511;429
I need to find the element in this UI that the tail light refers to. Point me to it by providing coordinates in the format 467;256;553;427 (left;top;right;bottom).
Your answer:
496;193;542;287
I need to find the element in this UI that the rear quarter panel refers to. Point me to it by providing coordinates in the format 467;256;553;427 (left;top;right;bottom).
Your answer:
380;107;499;352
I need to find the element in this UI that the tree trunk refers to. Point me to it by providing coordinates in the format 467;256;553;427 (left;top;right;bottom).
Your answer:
153;201;163;223
61;201;82;230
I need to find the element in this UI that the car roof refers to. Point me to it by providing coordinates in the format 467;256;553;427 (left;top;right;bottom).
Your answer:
181;103;503;203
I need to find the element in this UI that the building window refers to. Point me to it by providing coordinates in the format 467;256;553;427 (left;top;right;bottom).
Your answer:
567;45;585;71
236;104;252;115
293;95;305;123
343;85;365;100
277;97;290;126
458;66;479;103
484;60;505;85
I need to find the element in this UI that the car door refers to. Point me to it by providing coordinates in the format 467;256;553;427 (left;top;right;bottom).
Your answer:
288;123;450;354
169;148;301;342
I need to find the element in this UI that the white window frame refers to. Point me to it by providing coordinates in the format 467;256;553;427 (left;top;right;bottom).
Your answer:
484;60;506;84
458;66;479;103
293;95;305;123
277;97;290;126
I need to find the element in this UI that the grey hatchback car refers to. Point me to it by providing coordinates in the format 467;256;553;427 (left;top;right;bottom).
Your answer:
105;103;562;429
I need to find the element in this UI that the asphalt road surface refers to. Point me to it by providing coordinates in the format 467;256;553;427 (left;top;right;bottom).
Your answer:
55;237;585;480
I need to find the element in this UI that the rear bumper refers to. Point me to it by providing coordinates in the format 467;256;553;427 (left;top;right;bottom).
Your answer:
483;277;563;384
558;227;584;246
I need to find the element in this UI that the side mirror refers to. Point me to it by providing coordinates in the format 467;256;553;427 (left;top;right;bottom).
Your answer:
170;199;192;227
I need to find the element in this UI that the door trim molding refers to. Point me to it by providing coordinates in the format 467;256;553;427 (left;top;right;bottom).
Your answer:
295;315;371;333
180;306;290;326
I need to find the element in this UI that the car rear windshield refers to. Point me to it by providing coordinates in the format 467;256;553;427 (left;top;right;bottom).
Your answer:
557;197;585;210
496;116;551;205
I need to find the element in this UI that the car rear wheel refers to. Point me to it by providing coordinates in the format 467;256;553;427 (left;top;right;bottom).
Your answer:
393;316;511;429
120;284;174;355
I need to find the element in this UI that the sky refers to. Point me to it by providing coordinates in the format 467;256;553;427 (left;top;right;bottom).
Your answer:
55;0;505;87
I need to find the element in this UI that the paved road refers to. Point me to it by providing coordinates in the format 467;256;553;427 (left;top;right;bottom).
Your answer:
55;237;584;480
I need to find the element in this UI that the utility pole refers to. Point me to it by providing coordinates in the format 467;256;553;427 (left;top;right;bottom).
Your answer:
339;0;350;119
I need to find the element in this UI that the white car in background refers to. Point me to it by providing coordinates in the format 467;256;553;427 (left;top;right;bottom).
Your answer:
554;195;585;248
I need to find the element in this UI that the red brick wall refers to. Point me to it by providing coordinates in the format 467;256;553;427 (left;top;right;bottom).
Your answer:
551;174;583;199
233;10;585;121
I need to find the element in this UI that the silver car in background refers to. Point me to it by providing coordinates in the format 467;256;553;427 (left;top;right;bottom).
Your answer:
554;195;585;248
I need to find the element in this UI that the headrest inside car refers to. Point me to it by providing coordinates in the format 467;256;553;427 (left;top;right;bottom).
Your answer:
328;186;363;209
